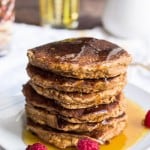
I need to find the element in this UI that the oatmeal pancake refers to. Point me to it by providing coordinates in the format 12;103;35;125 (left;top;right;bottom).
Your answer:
27;37;132;79
27;115;127;149
27;64;127;93
26;104;126;132
23;83;126;123
30;81;124;109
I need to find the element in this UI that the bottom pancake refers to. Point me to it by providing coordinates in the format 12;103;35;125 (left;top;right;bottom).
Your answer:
27;115;127;149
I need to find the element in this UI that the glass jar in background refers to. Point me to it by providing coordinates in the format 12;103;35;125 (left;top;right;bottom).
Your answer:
39;0;79;29
0;0;15;56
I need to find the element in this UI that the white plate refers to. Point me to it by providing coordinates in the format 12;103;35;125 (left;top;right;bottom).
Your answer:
0;83;150;150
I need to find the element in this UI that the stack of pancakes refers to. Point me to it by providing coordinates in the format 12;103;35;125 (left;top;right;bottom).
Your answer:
23;37;132;149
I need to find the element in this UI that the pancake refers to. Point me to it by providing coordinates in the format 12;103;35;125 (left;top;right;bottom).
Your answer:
27;37;132;79
23;84;126;123
29;81;124;109
26;104;126;132
27;115;127;149
27;64;127;93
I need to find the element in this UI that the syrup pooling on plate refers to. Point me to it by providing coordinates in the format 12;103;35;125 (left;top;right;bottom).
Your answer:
101;99;149;150
23;99;149;150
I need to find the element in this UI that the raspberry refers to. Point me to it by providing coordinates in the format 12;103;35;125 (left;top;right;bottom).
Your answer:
26;143;48;150
77;138;99;150
144;110;150;128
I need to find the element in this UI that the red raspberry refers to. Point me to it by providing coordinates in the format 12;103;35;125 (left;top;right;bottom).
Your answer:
26;143;48;150
77;138;99;150
144;110;150;128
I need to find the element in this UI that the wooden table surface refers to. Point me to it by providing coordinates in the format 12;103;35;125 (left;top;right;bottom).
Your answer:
15;0;105;29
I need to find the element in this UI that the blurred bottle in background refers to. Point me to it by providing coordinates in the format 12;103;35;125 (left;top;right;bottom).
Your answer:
0;0;15;56
39;0;79;29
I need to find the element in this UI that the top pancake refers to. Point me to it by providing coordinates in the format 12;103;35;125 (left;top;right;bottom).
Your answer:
27;37;132;79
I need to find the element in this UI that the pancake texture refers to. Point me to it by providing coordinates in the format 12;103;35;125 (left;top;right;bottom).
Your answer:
27;64;127;93
27;37;132;79
23;84;126;123
29;81;124;109
27;116;127;149
23;37;131;149
26;104;126;132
